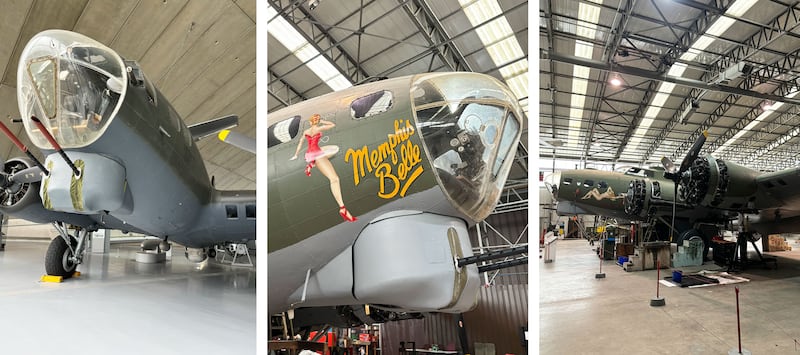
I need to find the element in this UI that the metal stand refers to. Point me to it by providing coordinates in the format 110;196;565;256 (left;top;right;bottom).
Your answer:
728;287;751;355
219;243;253;267
596;237;605;278
727;232;776;272
0;213;6;251
650;260;665;307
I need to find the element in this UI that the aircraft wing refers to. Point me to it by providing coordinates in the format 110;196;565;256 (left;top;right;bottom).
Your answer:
756;166;800;209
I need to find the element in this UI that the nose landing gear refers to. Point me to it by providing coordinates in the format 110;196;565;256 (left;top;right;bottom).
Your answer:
44;222;89;278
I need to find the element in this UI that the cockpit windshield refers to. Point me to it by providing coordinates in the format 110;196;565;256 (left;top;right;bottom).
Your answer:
17;30;126;149
411;73;523;222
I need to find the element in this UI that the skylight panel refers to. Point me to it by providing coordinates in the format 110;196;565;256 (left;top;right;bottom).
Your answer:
727;0;757;17
706;17;736;37
266;6;307;52
267;4;353;92
459;0;528;119
667;63;688;77
575;40;593;59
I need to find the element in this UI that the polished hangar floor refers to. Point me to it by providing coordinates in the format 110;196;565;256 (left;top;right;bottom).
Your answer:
0;240;255;354
540;239;800;354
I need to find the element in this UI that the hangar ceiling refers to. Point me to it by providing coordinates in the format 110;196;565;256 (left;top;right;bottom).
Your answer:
267;0;529;203
0;0;256;190
541;0;800;172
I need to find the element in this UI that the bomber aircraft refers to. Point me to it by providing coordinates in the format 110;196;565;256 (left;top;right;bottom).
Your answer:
547;132;800;261
267;72;525;327
0;30;255;277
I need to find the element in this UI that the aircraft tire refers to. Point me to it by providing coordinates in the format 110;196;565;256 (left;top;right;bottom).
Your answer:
675;229;710;262
45;235;78;278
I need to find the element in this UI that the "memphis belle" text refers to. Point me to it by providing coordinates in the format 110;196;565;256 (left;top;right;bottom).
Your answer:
345;119;424;199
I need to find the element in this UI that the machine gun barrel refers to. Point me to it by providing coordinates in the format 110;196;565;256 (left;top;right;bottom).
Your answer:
456;245;528;267
0;120;49;176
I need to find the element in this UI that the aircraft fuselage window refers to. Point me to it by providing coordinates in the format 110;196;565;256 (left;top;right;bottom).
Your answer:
350;90;393;119
225;205;238;219
245;204;256;219
652;181;661;199
268;115;301;148
583;180;594;188
563;178;572;185
598;181;608;189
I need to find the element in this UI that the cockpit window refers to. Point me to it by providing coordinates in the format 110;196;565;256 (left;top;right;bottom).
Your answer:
27;57;57;119
350;90;393;119
17;30;127;149
492;112;519;179
411;72;522;222
268;115;301;148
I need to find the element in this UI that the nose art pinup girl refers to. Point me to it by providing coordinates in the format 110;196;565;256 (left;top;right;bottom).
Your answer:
291;114;357;222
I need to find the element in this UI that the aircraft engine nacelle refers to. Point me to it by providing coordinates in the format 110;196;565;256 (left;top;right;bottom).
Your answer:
0;158;57;221
680;155;759;210
624;178;676;219
0;158;42;214
0;158;96;227
624;179;647;218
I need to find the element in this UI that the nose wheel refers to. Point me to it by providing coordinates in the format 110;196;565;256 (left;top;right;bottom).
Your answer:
45;235;77;277
44;222;89;278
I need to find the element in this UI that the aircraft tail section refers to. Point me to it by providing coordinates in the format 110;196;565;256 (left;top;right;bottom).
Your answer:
286;211;480;313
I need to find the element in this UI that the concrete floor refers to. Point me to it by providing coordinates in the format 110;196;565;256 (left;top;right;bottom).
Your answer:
540;238;800;354
0;240;255;354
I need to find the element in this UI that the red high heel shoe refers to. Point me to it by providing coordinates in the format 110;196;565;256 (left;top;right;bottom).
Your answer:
304;162;314;176
339;206;357;222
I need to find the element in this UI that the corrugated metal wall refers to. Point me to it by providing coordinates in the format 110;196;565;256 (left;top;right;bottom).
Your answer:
382;319;432;353
381;209;528;355
463;284;528;354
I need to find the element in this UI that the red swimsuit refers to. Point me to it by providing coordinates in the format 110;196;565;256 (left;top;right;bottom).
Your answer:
304;132;325;162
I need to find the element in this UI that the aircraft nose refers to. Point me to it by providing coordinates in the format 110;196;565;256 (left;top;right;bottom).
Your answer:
17;30;127;150
410;72;523;222
544;171;561;198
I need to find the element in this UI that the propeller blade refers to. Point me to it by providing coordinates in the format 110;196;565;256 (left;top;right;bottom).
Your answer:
10;166;44;183
218;130;255;154
661;156;676;174
678;130;708;174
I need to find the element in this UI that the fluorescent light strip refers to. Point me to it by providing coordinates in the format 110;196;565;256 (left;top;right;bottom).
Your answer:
267;4;352;92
